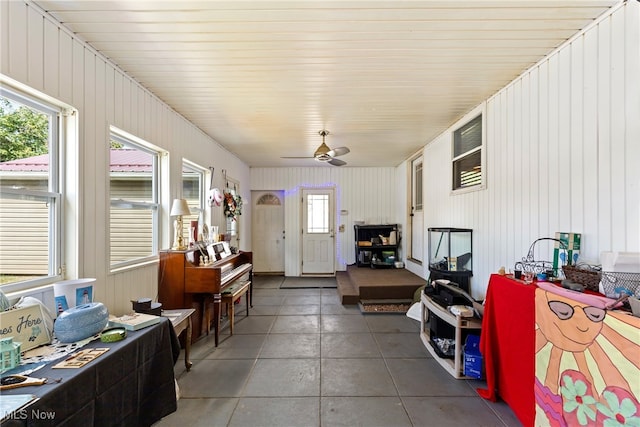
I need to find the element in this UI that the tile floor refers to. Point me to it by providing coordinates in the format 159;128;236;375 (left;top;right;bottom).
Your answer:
154;276;521;427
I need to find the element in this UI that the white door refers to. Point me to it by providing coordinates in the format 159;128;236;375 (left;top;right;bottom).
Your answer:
301;188;335;275
410;156;424;263
251;191;285;273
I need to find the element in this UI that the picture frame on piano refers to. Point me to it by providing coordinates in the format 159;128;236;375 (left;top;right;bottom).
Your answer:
221;241;232;257
207;242;230;261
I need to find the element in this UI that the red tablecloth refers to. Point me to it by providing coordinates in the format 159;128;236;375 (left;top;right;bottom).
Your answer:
478;274;536;427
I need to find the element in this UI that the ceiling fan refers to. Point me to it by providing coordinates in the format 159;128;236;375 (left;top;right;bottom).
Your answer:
282;130;350;166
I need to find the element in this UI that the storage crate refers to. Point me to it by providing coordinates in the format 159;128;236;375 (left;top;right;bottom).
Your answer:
463;334;483;379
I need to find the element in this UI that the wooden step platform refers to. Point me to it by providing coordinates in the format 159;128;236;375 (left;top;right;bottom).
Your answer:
337;265;426;305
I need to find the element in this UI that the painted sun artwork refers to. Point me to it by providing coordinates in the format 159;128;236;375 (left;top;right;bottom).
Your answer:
534;282;640;426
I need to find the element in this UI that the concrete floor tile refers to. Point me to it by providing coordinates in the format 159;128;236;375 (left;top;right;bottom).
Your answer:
231;315;276;334
321;333;381;358
243;359;320;397
206;334;266;359
283;295;322;305
259;333;320;358
375;332;431;358
229;397;319;427
248;304;281;316
321;293;341;305
320;303;361;315
279;304;321;315
271;315;320;333
321;397;412;427
321;359;397;397
178;359;254;398
251;295;286;306
365;314;421;333
321;314;370;333
154;397;238;427
402;396;514;426
386;358;477;397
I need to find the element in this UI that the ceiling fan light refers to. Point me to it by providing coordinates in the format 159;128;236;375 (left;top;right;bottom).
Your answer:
314;142;331;157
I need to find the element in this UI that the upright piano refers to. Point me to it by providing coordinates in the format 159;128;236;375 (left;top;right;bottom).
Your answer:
158;244;252;345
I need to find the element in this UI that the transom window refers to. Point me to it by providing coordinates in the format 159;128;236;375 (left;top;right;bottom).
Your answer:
0;87;63;291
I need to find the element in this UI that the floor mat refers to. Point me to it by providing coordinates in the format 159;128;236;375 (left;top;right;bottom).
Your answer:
279;277;337;288
358;300;412;314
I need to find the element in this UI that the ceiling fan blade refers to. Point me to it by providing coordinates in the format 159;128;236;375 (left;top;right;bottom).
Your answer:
327;147;350;157
328;158;347;167
281;156;314;159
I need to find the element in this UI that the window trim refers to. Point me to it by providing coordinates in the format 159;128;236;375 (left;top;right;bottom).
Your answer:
450;104;486;195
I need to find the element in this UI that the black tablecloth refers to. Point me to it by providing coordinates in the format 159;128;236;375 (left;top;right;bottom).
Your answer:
1;318;179;427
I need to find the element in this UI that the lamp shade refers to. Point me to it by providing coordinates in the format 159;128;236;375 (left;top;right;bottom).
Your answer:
170;198;191;216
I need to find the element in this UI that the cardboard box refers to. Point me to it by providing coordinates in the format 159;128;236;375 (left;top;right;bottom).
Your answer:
0;305;52;351
554;232;581;269
463;334;483;379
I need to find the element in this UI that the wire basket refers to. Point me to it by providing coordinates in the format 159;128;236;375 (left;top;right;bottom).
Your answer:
515;238;567;275
562;264;602;292
600;271;640;299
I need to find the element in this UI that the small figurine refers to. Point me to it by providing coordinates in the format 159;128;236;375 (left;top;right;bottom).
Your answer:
199;255;204;266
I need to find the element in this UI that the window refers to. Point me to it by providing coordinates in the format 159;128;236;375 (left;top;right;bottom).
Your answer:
452;114;483;190
109;128;160;269
182;161;205;242
306;194;329;233
413;159;423;211
0;87;63;291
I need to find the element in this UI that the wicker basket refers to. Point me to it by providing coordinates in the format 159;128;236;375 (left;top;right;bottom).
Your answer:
562;264;602;292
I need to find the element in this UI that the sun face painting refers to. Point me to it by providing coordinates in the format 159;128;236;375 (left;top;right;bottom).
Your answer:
534;282;640;426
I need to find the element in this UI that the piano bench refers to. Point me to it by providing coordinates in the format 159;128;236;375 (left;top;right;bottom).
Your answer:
220;280;251;336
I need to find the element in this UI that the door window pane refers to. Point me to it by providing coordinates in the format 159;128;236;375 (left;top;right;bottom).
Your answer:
307;194;328;233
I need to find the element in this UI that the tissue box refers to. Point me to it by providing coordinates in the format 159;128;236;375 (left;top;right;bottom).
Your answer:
0;305;51;351
463;334;483;379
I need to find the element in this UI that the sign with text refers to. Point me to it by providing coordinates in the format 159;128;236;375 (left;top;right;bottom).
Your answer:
0;305;51;351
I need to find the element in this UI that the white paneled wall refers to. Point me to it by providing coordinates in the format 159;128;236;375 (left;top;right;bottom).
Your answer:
1;1;250;315
250;167;397;275
419;2;639;298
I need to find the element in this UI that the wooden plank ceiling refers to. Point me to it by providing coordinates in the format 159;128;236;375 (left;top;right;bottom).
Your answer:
31;0;619;167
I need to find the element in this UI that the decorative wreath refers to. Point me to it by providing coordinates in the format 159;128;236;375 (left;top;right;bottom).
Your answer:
223;192;242;220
